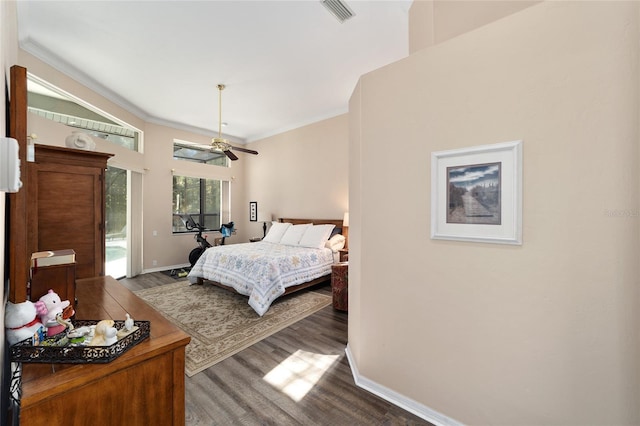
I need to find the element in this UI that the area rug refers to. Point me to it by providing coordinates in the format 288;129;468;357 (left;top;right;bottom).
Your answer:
134;281;332;377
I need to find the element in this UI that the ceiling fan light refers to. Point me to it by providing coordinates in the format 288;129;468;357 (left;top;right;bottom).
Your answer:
211;137;229;151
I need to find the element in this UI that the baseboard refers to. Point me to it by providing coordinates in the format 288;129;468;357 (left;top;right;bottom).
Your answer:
142;263;191;275
345;344;463;426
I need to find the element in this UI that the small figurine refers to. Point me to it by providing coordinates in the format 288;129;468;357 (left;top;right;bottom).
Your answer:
36;290;74;337
124;313;134;331
89;319;118;346
4;300;44;345
117;313;138;338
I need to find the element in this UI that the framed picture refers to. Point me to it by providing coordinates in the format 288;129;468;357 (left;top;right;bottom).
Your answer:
249;201;257;222
431;140;522;245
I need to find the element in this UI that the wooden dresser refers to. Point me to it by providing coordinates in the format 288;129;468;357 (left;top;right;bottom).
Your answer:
19;276;191;426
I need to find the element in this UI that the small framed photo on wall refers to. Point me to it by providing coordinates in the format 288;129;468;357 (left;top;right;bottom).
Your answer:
249;201;258;222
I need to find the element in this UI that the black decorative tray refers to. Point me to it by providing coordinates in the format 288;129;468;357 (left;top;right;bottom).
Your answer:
10;320;150;364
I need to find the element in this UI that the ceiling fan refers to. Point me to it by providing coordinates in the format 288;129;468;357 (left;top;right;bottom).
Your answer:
211;84;258;161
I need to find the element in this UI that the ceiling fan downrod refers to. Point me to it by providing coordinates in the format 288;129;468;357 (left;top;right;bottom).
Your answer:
211;83;258;161
216;84;225;140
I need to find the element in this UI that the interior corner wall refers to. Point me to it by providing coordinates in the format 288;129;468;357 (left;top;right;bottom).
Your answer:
408;0;541;54
350;1;640;424
408;0;435;54
244;114;349;231
347;82;363;361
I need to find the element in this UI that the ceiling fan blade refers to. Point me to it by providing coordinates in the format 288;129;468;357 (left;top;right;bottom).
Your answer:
230;145;259;155
224;150;238;161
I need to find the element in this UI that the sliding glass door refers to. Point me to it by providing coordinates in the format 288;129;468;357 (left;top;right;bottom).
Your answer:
105;166;127;279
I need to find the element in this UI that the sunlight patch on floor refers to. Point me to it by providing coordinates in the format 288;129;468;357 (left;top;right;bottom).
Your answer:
263;350;341;402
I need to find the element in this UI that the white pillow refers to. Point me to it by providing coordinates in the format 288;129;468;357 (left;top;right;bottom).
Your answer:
262;222;291;243
279;224;312;246
299;224;336;249
325;234;346;251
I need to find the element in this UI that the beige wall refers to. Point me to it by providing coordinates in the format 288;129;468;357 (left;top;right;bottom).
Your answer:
409;0;541;53
245;114;349;230
351;1;639;424
142;122;246;269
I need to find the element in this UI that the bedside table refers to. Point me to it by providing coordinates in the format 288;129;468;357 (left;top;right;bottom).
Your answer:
331;262;348;312
338;249;349;262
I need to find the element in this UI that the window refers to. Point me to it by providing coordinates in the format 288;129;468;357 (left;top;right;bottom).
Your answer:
27;74;142;152
172;175;230;233
173;139;229;167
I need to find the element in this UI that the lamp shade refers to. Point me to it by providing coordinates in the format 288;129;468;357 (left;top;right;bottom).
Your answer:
257;211;271;223
343;212;349;227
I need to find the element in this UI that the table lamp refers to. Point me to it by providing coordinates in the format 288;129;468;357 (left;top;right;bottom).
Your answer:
257;211;271;238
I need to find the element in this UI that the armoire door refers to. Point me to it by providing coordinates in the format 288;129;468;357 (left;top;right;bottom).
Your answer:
27;145;112;280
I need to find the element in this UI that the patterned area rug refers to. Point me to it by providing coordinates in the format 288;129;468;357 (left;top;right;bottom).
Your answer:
134;281;332;377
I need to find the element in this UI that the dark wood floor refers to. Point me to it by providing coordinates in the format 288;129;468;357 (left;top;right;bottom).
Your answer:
119;272;433;426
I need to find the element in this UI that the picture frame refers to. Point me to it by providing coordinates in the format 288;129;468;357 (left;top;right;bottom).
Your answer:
431;140;522;245
249;201;258;222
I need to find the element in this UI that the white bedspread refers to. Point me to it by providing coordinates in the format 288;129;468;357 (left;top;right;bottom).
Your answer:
187;241;335;316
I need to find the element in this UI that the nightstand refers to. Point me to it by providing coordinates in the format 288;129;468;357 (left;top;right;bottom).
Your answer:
331;262;348;312
339;249;349;262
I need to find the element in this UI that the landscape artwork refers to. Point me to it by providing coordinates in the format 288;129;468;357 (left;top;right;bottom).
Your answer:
446;162;501;225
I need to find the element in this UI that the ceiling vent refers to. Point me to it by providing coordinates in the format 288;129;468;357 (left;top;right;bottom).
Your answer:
321;0;355;23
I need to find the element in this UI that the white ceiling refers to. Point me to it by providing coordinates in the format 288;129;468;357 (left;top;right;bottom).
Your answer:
16;0;412;143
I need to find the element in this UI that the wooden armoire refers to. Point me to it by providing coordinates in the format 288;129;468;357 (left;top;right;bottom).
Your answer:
27;144;112;281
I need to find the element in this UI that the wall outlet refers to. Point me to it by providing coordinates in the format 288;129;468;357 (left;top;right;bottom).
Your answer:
152;260;157;266
152;230;158;236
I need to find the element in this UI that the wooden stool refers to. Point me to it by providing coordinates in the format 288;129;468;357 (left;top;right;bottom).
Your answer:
331;262;348;312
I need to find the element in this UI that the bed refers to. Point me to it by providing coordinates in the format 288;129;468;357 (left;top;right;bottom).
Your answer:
187;218;345;316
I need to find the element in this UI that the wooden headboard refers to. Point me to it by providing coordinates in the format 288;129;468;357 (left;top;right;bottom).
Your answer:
278;218;344;234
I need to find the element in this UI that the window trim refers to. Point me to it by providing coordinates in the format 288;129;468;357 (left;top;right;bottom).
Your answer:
27;73;144;153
